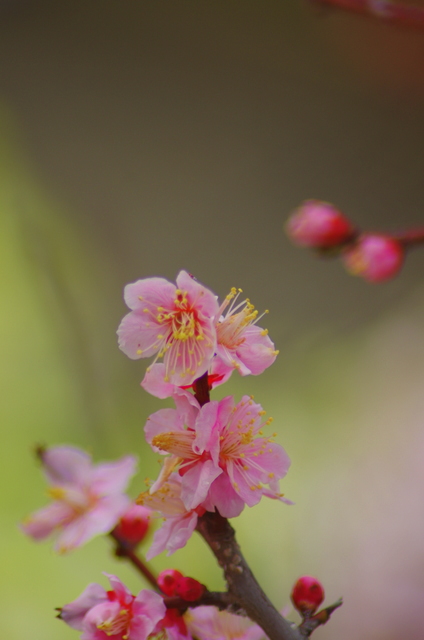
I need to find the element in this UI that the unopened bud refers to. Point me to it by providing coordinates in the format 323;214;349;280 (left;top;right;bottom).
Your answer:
286;200;355;248
157;569;184;596
175;576;205;602
342;234;404;282
114;504;150;547
291;576;325;615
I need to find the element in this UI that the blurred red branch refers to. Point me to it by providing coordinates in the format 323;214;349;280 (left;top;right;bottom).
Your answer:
311;0;424;29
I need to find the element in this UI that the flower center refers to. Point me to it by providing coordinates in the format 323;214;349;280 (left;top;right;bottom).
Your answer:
151;431;196;459
97;607;131;637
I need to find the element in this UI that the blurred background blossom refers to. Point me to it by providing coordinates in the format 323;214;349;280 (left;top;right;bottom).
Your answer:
1;2;424;639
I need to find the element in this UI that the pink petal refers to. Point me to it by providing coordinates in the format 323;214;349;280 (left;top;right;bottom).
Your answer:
117;310;164;360
123;277;177;311
145;512;198;560
235;325;277;375
104;574;133;606
90;456;137;495
192;401;219;456
21;501;73;540
203;474;245;518
41;446;92;485
131;590;167;639
60;583;107;631
180;460;222;510
141;363;176;399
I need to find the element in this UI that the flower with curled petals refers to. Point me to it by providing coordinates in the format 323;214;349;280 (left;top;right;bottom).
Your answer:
144;395;291;517
59;573;166;640
117;270;219;386
21;446;137;553
216;288;279;377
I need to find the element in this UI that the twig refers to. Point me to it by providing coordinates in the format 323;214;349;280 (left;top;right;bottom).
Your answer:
109;530;158;589
311;0;424;29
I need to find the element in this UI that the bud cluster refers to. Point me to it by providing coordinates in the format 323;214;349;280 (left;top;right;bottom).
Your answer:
286;199;405;282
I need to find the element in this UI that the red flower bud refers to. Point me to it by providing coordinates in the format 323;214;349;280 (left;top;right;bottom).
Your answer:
286;200;354;248
157;569;184;596
114;504;150;547
291;576;325;615
342;234;404;282
175;576;205;602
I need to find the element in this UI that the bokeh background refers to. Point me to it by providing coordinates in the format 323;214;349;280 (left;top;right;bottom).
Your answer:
2;2;424;639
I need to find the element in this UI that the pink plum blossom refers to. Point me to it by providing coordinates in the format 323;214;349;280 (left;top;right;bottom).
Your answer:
21;446;137;553
215;288;278;377
185;605;267;640
137;473;202;559
59;573;166;640
117;270;219;386
144;394;291;518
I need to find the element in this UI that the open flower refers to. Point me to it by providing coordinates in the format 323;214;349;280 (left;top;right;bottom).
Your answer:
21;446;137;553
215;288;279;377
138;473;202;559
117;270;219;386
145;395;291;517
185;605;266;640
59;573;166;640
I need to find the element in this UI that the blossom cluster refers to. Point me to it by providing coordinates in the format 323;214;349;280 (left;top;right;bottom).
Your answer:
22;270;293;640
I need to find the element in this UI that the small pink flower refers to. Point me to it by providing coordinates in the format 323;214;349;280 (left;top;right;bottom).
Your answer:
185;605;267;640
215;288;278;377
117;271;219;386
59;574;166;640
138;473;202;560
342;234;404;282
144;395;291;517
21;446;137;553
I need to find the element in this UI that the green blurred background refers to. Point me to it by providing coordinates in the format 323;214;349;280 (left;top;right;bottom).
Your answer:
1;2;424;639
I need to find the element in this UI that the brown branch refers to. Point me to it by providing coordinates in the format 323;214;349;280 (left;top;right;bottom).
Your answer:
109;530;158;589
310;0;424;29
393;227;424;247
193;370;211;406
196;511;301;640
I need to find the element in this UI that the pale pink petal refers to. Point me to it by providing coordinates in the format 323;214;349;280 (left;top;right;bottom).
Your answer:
41;446;92;485
235;325;278;375
104;574;133;606
141;363;176;399
123;277;176;311
59;583;107;630
117;311;164;359
21;502;73;540
145;512;198;560
203;474;245;518
192;401;219;456
53;495;128;553
186;606;267;640
180;460;222;510
176;270;219;319
90;456;137;494
131;590;167;638
172;392;199;428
